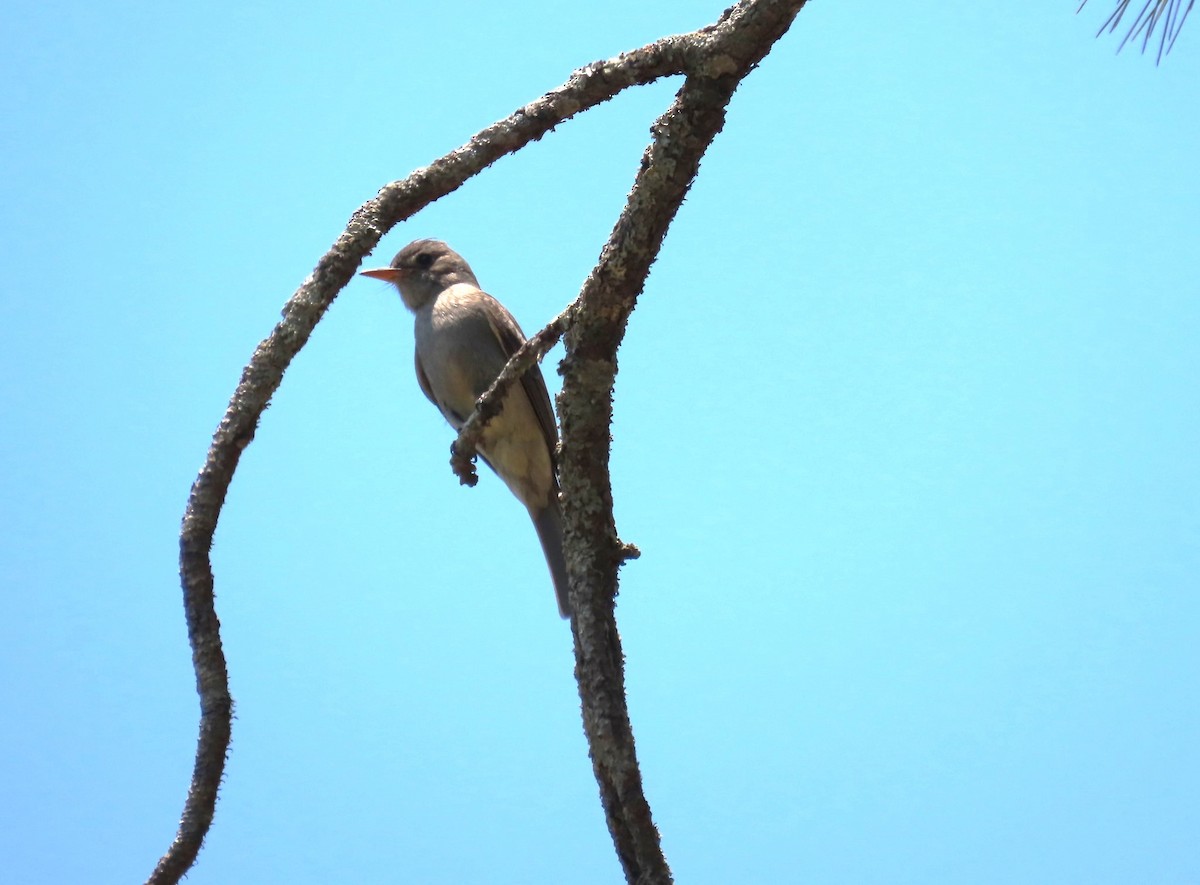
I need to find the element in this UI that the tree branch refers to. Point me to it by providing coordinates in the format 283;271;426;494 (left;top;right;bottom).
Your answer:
151;2;807;882
555;5;808;882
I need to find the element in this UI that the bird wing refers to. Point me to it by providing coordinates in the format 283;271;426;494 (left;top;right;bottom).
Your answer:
415;349;469;428
483;298;560;463
414;351;439;409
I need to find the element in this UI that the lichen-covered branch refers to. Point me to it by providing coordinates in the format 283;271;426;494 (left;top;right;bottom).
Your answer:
556;5;808;882
151;2;807;883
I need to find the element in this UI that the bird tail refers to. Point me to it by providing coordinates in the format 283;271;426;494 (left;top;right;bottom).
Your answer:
532;501;571;619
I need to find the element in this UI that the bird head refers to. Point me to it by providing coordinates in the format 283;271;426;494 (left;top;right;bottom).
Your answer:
360;239;480;311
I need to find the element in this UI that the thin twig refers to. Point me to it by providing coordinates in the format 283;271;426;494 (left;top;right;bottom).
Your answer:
449;308;573;486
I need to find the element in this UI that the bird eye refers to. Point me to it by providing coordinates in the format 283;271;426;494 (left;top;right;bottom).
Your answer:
416;252;434;269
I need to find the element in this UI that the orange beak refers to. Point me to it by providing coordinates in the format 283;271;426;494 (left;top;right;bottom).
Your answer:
359;267;404;282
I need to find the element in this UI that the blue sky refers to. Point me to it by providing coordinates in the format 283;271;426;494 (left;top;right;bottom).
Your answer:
2;2;1198;883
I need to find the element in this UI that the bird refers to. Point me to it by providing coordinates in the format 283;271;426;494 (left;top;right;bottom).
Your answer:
360;239;570;619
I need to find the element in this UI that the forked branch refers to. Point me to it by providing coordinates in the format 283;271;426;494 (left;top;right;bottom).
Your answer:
150;2;807;883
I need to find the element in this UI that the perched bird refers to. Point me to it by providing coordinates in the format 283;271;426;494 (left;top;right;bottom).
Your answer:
360;239;570;618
